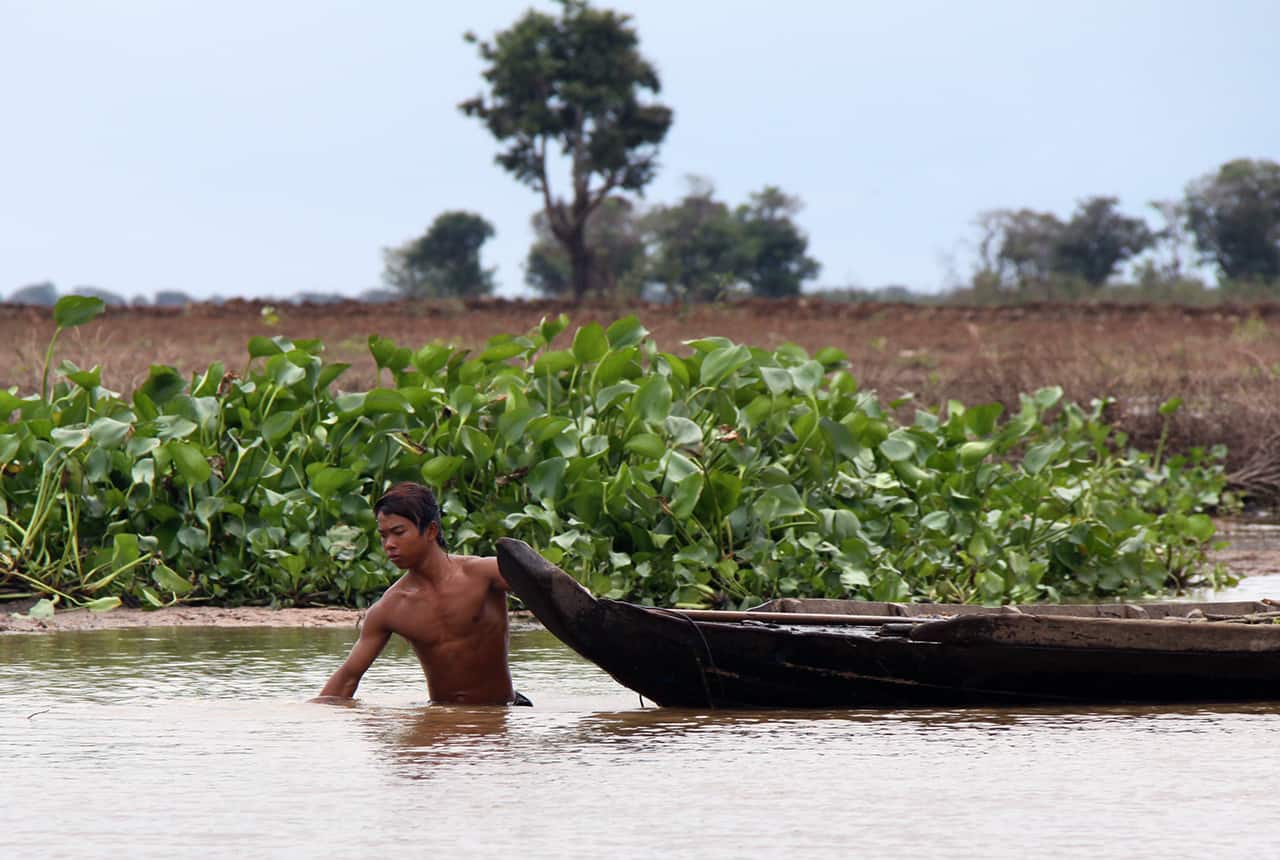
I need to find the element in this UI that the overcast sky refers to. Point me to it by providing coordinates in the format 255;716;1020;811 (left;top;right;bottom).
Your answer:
2;0;1277;301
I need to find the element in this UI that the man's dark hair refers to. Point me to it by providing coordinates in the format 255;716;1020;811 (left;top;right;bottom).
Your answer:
374;482;446;549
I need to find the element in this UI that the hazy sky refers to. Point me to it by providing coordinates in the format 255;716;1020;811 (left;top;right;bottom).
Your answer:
3;0;1277;300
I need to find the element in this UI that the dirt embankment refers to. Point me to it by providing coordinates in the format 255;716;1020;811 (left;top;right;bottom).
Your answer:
0;604;364;634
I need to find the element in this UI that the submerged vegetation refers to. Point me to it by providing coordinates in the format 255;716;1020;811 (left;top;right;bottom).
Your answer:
0;297;1233;611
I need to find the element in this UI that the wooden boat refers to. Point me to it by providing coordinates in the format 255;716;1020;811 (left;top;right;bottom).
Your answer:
496;538;1280;708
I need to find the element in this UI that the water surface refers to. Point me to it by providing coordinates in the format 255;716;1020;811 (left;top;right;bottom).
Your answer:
3;625;1278;859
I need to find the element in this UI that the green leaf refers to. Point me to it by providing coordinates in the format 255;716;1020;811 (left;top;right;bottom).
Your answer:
528;457;568;501
248;335;286;358
0;434;19;461
625;432;667;460
539;313;570;344
363;389;411;415
139;365;186;405
658;352;690;388
87;417;130;450
131;457;155;485
669;471;704;519
497;405;537;444
260;411;297;444
958;439;995;465
1182;513;1215;542
421;455;465;485
789;360;825;394
167;441;212;484
83;596;121;613
28;599;56;619
630;376;672;426
1158;397;1184;417
336;392;367;415
65;365;102;390
368;335;407;371
759;484;806;517
571;323;609;363
965;402;1004;436
605;315;649;348
152;562;193;595
533;349;577;375
53;295;106;328
1033;386;1064;411
153;415;198;441
311;467;357;496
317;362;351;390
111;533;140;568
177;526;209;552
593;347;638;388
760;366;793;395
684;336;734;353
460;426;494;464
699;345;752;387
412;344;453;376
51;426;90;449
663;416;703;447
195;496;226;525
1022;440;1063;476
479;338;527;363
820;418;859;459
921;511;951;531
879;432;916;462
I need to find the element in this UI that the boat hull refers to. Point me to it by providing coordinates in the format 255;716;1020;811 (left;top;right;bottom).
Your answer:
496;538;1280;708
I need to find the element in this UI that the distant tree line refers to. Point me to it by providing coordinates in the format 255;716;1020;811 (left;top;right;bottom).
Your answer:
3;282;200;308
966;158;1280;300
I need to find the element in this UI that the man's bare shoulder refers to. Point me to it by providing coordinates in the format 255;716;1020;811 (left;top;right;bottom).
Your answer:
453;554;505;589
361;580;411;625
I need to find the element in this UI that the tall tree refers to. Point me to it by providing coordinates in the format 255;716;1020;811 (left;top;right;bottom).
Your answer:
526;196;646;297
383;211;496;298
734;186;821;298
642;178;742;302
460;0;673;302
1051;196;1154;286
1185;158;1280;282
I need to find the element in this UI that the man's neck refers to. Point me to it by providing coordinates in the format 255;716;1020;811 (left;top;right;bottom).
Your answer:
406;547;450;584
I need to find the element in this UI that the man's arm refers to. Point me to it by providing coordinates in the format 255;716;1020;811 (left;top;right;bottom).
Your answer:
315;609;392;700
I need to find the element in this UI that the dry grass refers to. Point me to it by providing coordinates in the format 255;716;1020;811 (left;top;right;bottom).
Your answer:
6;297;1280;501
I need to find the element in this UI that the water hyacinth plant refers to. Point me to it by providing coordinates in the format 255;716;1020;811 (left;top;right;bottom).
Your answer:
0;301;1232;610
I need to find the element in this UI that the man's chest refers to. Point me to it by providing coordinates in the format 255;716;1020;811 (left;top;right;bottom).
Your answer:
391;586;498;642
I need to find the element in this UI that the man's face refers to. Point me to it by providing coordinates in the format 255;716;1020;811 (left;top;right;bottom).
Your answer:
376;512;435;569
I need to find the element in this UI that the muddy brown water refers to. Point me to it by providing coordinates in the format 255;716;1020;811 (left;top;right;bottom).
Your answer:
5;573;1280;859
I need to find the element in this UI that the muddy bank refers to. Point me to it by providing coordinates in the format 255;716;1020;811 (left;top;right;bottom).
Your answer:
0;603;541;634
0;604;364;634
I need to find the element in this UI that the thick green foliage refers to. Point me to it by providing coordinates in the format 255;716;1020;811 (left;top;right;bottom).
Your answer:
0;311;1231;610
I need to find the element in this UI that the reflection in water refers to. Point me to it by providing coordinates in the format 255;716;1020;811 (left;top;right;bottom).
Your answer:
375;705;513;774
3;625;1280;858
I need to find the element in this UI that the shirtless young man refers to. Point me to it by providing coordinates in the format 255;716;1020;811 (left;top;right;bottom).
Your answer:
315;482;528;706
